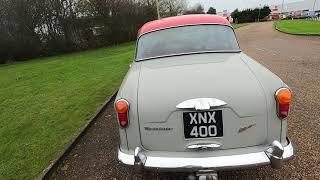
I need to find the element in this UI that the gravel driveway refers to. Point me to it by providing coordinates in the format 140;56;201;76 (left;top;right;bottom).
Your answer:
49;21;320;180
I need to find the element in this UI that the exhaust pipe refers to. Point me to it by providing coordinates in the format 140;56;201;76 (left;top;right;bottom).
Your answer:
195;170;218;180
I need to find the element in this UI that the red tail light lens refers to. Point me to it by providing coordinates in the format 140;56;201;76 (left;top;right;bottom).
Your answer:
275;88;292;119
115;99;129;128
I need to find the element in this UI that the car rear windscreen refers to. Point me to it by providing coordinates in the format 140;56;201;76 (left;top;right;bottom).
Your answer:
136;25;240;60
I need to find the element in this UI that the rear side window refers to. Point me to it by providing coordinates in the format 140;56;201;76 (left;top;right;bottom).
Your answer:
136;25;240;61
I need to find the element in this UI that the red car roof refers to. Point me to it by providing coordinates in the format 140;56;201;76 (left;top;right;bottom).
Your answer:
138;14;231;37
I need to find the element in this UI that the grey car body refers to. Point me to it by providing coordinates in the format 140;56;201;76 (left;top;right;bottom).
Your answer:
115;16;294;174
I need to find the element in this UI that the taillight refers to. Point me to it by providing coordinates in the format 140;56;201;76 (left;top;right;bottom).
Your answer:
115;99;129;128
275;88;292;119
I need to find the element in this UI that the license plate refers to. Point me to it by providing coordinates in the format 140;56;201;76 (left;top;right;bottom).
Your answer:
183;110;223;139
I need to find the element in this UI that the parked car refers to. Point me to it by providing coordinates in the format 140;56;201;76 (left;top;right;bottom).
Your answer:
115;15;294;179
301;10;315;19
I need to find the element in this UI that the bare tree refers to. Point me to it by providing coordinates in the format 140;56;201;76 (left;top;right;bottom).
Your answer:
184;3;205;14
207;7;217;14
0;0;159;63
159;0;187;18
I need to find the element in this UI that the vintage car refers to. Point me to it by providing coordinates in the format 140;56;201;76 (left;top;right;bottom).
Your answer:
115;15;294;179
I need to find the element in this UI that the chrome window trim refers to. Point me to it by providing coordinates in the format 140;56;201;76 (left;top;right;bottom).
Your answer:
138;23;234;38
136;50;242;62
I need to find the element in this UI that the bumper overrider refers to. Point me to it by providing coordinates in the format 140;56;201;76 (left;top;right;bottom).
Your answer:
118;138;294;172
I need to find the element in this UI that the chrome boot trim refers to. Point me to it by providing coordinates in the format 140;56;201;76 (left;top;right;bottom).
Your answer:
176;98;227;110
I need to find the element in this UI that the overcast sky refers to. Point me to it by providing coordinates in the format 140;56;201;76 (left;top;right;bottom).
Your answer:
187;0;303;12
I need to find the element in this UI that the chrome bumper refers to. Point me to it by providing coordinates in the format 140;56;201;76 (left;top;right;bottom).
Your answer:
118;138;294;172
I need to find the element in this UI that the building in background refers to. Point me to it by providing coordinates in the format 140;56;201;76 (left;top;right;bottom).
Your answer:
273;0;320;19
217;10;233;23
270;5;281;19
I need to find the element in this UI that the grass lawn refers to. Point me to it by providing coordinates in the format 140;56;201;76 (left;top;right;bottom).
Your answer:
275;20;320;35
0;42;135;179
232;23;248;29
